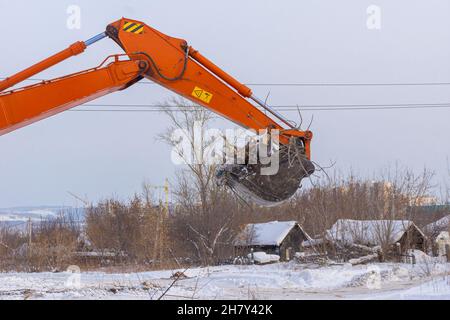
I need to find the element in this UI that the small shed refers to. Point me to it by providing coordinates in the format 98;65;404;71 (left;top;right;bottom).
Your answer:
326;219;426;254
234;221;311;261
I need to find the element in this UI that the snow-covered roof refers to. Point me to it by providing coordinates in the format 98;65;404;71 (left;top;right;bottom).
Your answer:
425;215;450;234
326;219;424;246
234;221;310;246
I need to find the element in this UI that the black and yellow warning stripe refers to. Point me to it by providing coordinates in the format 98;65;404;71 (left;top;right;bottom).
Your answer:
123;21;144;34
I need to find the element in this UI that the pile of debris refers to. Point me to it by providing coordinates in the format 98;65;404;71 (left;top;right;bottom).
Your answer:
299;241;380;266
334;243;381;265
300;219;427;264
294;252;332;265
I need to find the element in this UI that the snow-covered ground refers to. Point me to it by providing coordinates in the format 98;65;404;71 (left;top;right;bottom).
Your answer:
0;261;449;300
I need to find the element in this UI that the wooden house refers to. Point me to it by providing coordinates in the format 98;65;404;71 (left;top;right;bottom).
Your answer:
234;221;311;261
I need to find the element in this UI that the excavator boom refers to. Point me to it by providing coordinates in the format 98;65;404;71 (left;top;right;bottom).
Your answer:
0;18;315;206
0;57;146;136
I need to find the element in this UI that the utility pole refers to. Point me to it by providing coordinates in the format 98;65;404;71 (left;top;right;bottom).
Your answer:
163;178;170;217
27;218;32;260
160;179;170;261
149;179;170;265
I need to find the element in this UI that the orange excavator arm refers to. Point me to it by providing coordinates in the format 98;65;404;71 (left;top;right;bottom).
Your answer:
0;18;312;155
0;56;147;136
0;18;314;206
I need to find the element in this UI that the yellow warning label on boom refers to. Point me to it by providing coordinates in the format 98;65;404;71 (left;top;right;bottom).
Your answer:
192;87;213;104
123;21;145;34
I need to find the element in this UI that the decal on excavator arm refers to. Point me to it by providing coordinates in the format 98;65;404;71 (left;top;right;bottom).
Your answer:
123;21;144;34
192;87;213;104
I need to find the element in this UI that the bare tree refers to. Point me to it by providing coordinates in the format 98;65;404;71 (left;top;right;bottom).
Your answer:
159;98;244;265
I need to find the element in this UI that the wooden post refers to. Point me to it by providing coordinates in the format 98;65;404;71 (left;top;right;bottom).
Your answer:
377;248;384;262
153;218;160;264
396;243;401;262
159;179;170;263
286;248;291;261
446;245;450;263
150;179;170;265
27;218;32;259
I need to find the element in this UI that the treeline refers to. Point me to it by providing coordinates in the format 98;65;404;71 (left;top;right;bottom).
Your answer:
0;167;446;272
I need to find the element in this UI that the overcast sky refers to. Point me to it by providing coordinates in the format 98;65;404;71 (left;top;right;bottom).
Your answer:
0;0;449;208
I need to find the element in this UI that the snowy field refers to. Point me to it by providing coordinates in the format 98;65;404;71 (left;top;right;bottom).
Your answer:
0;261;449;300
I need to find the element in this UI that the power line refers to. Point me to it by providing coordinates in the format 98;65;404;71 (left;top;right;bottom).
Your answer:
133;81;450;87
82;102;450;109
244;82;450;87
2;77;450;87
3;77;450;112
69;103;450;113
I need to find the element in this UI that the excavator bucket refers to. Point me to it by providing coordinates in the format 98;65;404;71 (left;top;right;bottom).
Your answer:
216;138;315;207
